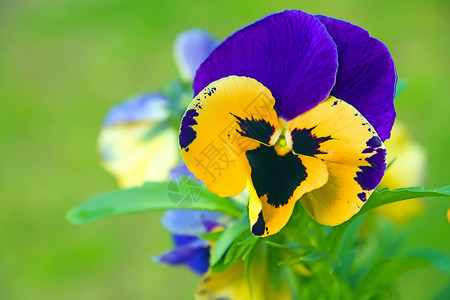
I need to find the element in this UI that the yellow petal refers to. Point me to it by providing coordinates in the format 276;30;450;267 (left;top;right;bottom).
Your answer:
99;123;179;188
247;149;328;237
289;97;387;226
180;76;280;197
196;249;290;300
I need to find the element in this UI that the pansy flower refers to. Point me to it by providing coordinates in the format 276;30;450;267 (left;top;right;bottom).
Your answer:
98;29;216;187
155;210;225;275
179;10;396;237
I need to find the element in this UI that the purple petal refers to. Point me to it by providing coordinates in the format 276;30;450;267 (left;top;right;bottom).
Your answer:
161;210;224;236
157;235;208;265
316;15;397;141
186;248;210;275
172;234;200;247
174;29;218;82
158;246;202;265
193;10;338;120
103;93;170;126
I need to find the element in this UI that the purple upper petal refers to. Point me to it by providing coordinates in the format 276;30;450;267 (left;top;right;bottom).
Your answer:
316;15;397;141
174;29;218;82
103;93;170;126
193;10;338;120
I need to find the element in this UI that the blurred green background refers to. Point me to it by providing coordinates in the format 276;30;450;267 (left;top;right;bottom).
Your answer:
0;0;449;299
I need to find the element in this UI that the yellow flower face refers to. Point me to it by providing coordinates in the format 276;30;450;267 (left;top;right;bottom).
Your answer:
180;76;387;236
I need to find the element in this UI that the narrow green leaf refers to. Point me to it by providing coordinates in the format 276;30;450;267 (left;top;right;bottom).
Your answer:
302;250;326;262
242;237;260;261
198;230;224;242
223;233;254;266
210;214;249;266
237;235;256;246
277;248;315;266
244;239;259;299
266;241;308;250
67;179;243;225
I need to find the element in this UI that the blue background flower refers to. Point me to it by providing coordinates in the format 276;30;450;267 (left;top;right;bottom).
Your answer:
0;1;448;299
154;210;224;275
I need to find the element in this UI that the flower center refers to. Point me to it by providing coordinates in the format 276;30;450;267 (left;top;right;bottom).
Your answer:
274;129;291;156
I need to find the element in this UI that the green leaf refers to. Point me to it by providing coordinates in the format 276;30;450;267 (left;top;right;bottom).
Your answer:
329;186;449;259
67;179;243;225
210;214;249;266
362;186;450;213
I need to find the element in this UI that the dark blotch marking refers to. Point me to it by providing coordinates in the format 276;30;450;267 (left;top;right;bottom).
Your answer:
358;192;367;202
291;127;332;156
355;148;387;190
332;100;338;106
231;114;275;144
362;148;373;154
252;211;266;236
179;109;199;150
202;276;211;283
203;87;216;97
246;144;307;208
361;136;383;154
367;136;382;148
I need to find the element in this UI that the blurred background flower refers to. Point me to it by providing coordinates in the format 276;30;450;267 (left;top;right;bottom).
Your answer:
98;93;179;187
154;210;225;275
174;29;217;82
1;1;449;299
375;121;427;223
98;28;216;188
